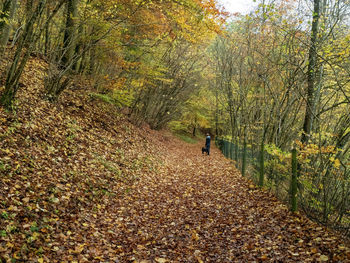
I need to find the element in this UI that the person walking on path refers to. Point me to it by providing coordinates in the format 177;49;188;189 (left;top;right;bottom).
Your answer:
205;133;211;155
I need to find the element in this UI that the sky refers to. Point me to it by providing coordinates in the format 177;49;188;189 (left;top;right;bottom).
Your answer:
219;0;257;15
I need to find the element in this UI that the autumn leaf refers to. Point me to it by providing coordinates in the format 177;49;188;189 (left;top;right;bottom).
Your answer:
319;255;329;261
155;258;167;263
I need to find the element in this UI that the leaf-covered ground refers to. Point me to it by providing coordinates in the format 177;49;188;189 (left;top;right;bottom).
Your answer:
0;56;349;262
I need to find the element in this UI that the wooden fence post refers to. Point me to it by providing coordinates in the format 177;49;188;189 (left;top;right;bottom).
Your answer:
259;141;264;187
235;137;239;163
242;139;247;177
290;148;298;212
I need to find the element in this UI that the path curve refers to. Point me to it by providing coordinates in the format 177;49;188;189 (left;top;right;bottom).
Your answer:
108;137;349;262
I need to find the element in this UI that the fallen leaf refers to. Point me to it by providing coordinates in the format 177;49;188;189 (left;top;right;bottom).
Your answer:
319;255;329;261
155;258;167;263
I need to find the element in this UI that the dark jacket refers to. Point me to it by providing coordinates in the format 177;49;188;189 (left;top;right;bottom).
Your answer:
205;135;211;148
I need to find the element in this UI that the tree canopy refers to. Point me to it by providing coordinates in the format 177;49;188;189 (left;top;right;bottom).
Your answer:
1;0;350;246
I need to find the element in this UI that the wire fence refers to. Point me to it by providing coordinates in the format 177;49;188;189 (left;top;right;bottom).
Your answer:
215;136;350;236
216;137;300;211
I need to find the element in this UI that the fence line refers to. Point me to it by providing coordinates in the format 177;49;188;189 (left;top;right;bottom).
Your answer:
215;137;297;211
215;136;350;237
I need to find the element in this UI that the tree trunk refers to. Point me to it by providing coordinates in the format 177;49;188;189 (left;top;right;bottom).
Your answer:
44;5;50;56
301;0;320;144
0;0;18;58
193;115;197;136
0;0;46;109
72;22;83;71
61;0;78;68
215;86;219;136
89;44;96;74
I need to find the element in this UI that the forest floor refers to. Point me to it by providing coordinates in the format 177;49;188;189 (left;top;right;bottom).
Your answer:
0;56;350;262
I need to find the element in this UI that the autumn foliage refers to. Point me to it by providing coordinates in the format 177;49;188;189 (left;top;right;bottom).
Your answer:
0;56;349;262
1;0;350;261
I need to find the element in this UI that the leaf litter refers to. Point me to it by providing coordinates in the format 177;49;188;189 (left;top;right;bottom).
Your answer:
0;56;349;262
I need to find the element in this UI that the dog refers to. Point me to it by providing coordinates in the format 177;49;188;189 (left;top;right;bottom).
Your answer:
202;147;209;155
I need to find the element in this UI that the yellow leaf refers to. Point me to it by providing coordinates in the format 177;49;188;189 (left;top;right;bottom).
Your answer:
75;244;85;253
38;258;44;263
191;230;199;241
155;258;167;263
194;250;203;263
13;252;21;259
137;244;145;250
319;255;329;261
334;159;340;168
8;205;18;211
32;232;40;240
6;242;14;248
52;246;59;251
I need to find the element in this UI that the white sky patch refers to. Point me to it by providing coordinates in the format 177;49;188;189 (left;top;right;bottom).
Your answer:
219;0;258;15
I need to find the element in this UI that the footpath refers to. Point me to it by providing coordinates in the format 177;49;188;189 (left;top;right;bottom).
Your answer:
109;138;349;262
0;59;348;261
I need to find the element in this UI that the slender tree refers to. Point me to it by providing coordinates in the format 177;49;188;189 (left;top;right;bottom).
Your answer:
301;0;320;144
61;0;78;68
0;0;47;109
0;0;18;58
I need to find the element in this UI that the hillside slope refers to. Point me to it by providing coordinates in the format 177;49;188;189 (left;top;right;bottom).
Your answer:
0;56;349;262
0;56;168;261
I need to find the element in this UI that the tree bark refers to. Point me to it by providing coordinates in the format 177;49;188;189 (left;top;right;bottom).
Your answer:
301;0;320;144
61;0;78;68
44;5;50;56
0;0;18;58
0;0;46;109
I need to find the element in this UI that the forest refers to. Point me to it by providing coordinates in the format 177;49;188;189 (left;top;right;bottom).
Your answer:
0;0;350;261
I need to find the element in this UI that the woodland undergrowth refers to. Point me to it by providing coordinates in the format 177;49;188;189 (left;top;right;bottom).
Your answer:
0;56;349;262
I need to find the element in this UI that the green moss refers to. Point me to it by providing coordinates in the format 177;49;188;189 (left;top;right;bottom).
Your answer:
175;133;198;144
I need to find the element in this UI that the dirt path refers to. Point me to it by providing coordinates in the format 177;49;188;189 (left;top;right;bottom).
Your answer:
1;59;348;262
107;138;349;262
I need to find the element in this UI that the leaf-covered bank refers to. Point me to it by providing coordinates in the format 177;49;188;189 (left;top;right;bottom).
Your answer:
0;55;349;262
0;55;166;261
